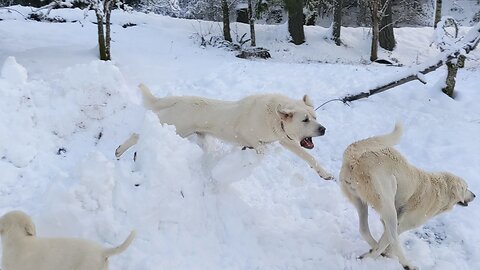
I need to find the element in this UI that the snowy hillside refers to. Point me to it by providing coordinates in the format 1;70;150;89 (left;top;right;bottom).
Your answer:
1;7;480;270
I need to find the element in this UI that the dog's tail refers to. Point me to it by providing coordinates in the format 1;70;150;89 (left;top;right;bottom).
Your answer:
138;83;158;109
103;230;136;258
344;122;403;162
368;121;403;147
139;83;178;111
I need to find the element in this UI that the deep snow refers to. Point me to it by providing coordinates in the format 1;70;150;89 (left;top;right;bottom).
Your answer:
1;6;480;270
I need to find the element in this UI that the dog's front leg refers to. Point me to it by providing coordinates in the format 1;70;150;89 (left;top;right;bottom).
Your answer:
279;140;333;180
115;133;139;158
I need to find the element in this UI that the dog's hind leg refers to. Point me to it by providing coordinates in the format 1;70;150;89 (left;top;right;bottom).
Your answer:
115;133;139;158
361;173;398;260
384;209;421;270
366;201;417;269
351;196;377;249
363;200;397;259
388;239;417;270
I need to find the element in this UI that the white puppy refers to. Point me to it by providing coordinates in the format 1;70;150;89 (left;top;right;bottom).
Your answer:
0;211;136;270
116;84;333;180
340;123;475;270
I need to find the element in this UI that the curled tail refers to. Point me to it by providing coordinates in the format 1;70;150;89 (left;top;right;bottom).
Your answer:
369;121;403;147
103;231;136;258
344;122;403;163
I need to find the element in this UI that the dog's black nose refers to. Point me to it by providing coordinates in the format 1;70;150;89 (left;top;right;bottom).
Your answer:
318;126;326;135
474;193;476;198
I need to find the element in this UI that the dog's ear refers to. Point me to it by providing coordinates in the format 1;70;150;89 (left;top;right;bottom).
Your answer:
303;95;314;108
276;105;294;121
24;221;36;236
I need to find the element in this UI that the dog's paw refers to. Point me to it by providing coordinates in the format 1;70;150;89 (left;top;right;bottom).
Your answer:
357;250;371;260
319;172;335;180
403;265;419;270
115;146;122;158
381;252;392;258
381;246;393;258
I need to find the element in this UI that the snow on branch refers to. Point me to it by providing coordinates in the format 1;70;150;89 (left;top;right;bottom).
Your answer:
341;22;480;103
31;0;72;16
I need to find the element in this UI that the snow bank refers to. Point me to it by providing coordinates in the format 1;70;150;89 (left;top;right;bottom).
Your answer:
0;8;480;270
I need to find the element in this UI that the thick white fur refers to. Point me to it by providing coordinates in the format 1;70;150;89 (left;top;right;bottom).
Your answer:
0;211;136;270
340;123;475;270
116;84;333;180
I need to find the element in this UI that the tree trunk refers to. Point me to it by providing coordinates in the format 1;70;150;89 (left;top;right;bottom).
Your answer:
285;0;305;45
222;0;232;42
248;0;256;46
370;0;380;61
95;10;108;61
332;0;342;46
379;0;395;51
104;0;112;61
442;55;465;98
434;0;442;28
442;61;458;98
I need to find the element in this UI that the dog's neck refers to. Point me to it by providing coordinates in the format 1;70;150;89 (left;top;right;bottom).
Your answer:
1;232;29;249
266;102;294;141
413;170;456;216
280;121;294;141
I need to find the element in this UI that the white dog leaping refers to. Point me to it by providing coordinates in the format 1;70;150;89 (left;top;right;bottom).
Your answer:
116;84;333;180
340;123;475;270
0;211;136;270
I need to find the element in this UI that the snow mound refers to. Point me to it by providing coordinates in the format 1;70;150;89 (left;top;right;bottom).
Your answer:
1;56;28;84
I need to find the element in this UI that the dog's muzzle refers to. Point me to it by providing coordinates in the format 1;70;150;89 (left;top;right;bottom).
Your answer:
458;191;476;207
318;126;326;136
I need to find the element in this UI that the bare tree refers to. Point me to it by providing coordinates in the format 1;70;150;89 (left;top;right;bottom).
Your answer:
222;0;232;42
379;0;395;51
362;0;395;61
247;0;256;46
94;0;114;60
285;0;305;45
435;17;465;97
40;0;120;60
369;0;380;61
434;0;442;28
332;0;342;46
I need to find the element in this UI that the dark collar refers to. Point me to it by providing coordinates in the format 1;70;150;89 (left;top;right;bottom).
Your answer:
281;121;294;141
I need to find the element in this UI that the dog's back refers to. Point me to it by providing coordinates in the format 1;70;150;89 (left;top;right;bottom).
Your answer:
2;232;135;270
340;122;404;208
342;122;403;167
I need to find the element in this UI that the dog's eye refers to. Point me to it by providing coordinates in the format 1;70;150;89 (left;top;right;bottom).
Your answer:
302;117;309;123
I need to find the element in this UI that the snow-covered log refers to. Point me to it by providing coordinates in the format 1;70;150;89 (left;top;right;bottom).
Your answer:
342;22;480;103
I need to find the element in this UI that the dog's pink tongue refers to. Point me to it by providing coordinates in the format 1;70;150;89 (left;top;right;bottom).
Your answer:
301;137;314;149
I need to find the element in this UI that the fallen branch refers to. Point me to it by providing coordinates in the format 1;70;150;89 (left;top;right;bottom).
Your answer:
0;7;27;19
341;22;480;103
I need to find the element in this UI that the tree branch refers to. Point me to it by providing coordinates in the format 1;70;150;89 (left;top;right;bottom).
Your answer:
0;7;27;19
341;22;480;103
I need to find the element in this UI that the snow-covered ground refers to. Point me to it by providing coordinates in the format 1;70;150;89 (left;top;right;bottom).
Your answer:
1;6;480;270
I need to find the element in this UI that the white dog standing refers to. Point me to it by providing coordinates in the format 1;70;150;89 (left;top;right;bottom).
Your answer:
340;123;475;270
116;84;333;180
0;211;135;270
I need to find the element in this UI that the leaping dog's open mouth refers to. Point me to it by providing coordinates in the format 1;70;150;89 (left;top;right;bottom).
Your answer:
300;137;314;149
